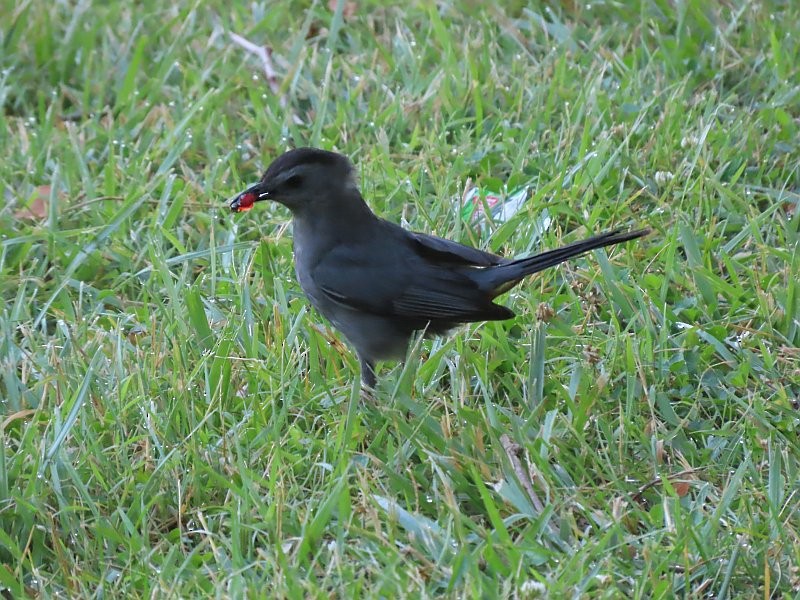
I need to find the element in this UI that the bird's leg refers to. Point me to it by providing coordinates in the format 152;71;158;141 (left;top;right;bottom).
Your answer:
358;357;377;402
360;357;377;389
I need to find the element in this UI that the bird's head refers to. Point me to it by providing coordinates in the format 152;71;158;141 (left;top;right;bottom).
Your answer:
230;147;358;215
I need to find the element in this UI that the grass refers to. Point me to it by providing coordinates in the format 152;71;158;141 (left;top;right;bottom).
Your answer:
1;0;799;597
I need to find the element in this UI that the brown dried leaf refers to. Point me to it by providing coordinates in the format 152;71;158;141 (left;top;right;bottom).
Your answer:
655;439;665;464
328;0;356;19
673;481;690;497
15;186;50;219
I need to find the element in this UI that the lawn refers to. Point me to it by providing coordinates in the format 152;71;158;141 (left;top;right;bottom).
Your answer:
1;0;799;597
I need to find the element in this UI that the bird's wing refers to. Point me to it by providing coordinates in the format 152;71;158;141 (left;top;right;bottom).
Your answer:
407;229;505;267
311;245;513;324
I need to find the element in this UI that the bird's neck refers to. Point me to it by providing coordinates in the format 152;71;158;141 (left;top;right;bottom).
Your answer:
292;192;377;250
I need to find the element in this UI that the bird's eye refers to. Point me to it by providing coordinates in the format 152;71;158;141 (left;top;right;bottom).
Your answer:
284;174;303;188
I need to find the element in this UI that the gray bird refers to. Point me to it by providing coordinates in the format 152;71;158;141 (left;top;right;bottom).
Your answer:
230;147;649;388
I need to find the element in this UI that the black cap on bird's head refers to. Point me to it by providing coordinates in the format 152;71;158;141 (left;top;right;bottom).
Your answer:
229;147;356;214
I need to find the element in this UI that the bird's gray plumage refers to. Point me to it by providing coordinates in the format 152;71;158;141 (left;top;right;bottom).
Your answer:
231;147;649;387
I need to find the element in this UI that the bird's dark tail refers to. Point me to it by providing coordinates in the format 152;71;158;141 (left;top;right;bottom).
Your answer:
486;227;651;295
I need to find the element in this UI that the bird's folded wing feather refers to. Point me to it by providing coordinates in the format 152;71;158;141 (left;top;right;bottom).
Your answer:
311;247;512;322
408;230;504;267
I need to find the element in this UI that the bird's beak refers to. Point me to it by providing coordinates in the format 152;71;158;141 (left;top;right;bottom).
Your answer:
229;183;270;213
